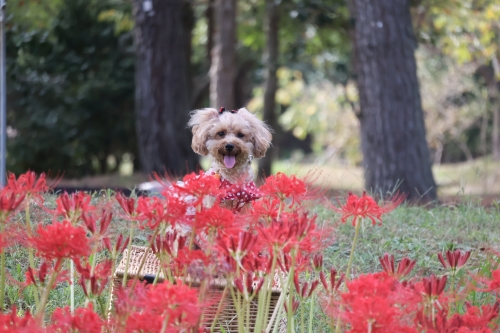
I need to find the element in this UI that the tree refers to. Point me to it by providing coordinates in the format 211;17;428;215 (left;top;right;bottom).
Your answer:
133;0;198;175
414;0;500;160
349;0;437;201
209;0;237;109
258;0;280;179
7;0;136;177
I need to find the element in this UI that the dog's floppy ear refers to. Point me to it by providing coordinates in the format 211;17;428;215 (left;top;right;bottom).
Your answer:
238;108;273;159
188;108;219;156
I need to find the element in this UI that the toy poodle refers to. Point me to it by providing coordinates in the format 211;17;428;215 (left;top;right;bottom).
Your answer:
188;107;272;210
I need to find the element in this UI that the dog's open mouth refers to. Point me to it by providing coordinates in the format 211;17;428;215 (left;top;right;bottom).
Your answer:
223;154;237;169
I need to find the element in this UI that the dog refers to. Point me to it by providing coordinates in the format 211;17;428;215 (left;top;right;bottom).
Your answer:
188;107;272;211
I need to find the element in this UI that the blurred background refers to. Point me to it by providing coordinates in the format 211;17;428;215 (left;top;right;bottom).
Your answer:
6;0;500;202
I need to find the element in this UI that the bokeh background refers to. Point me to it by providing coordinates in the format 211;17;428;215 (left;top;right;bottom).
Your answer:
6;0;500;202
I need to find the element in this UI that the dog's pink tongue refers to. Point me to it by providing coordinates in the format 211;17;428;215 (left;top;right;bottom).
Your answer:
224;155;236;169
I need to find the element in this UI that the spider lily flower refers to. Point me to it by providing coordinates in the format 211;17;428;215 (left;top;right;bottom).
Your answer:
331;191;405;226
379;253;416;280
422;275;447;299
30;221;90;261
53;192;94;224
320;268;344;293
438;250;471;273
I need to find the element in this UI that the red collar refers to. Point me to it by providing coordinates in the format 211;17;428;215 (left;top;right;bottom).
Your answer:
212;172;261;210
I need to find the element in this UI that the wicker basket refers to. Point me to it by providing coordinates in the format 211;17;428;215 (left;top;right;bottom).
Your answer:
111;246;287;333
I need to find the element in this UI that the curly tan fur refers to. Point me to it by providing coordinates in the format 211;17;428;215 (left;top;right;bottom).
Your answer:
188;108;272;182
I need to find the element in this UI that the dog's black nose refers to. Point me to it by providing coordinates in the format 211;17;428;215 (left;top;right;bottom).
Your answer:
225;144;234;152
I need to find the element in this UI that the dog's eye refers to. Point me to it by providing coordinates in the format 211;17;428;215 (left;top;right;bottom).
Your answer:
237;133;245;138
217;131;225;137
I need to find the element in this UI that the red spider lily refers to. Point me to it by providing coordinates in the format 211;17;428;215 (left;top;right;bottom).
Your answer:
171;171;224;204
82;210;112;239
48;304;104;333
320;268;344;293
331;191;405;226
151;232;187;257
246;197;280;223
257;219;296;252
313;254;323;271
115;192;138;220
102;234;130;257
24;261;68;290
422;275;448;298
379;253;416;280
0;190;25;220
30;221;90;260
193;204;236;233
234;272;264;297
340;273;415;333
136;194;188;230
473;268;500;292
0;306;44;333
76;259;112;298
53;191;94;223
259;172;307;206
216;231;258;270
125;281;201;331
172;249;210;276
417;303;499;333
293;272;320;298
5;171;49;202
438;250;471;272
25;262;49;287
284;296;300;314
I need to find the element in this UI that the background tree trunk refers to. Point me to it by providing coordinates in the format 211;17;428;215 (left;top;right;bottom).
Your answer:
258;0;279;180
133;0;198;175
491;56;500;160
210;0;236;109
350;0;437;201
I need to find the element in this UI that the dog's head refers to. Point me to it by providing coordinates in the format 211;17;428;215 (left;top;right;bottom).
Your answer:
188;108;272;171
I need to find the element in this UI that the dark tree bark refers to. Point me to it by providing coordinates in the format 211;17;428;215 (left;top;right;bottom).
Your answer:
350;0;437;201
258;0;280;180
210;0;237;109
133;0;198;175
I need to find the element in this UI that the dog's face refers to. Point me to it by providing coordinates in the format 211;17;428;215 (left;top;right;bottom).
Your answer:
188;108;272;171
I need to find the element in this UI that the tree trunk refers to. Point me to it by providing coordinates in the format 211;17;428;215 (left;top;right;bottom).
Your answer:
209;0;236;109
491;56;500;160
350;0;437;201
133;0;198;175
258;0;280;180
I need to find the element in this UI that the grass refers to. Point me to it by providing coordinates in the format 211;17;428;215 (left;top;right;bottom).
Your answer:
54;157;500;200
272;157;500;198
4;193;500;330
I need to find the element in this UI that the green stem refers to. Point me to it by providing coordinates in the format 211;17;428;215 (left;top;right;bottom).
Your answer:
334;217;361;333
300;298;305;333
121;224;135;287
308;293;315;333
0;222;4;311
105;258;117;319
70;261;74;314
259;251;278;332
210;287;228;332
35;258;62;322
25;202;40;308
287;250;297;333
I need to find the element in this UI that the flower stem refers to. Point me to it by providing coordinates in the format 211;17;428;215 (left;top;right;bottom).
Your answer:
70;260;75;314
35;258;62;322
105;258;117;319
334;217;361;333
25;202;40;308
0;222;4;311
308;290;315;333
121;224;135;288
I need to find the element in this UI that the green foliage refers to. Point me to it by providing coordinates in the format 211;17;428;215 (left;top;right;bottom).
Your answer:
7;0;135;177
